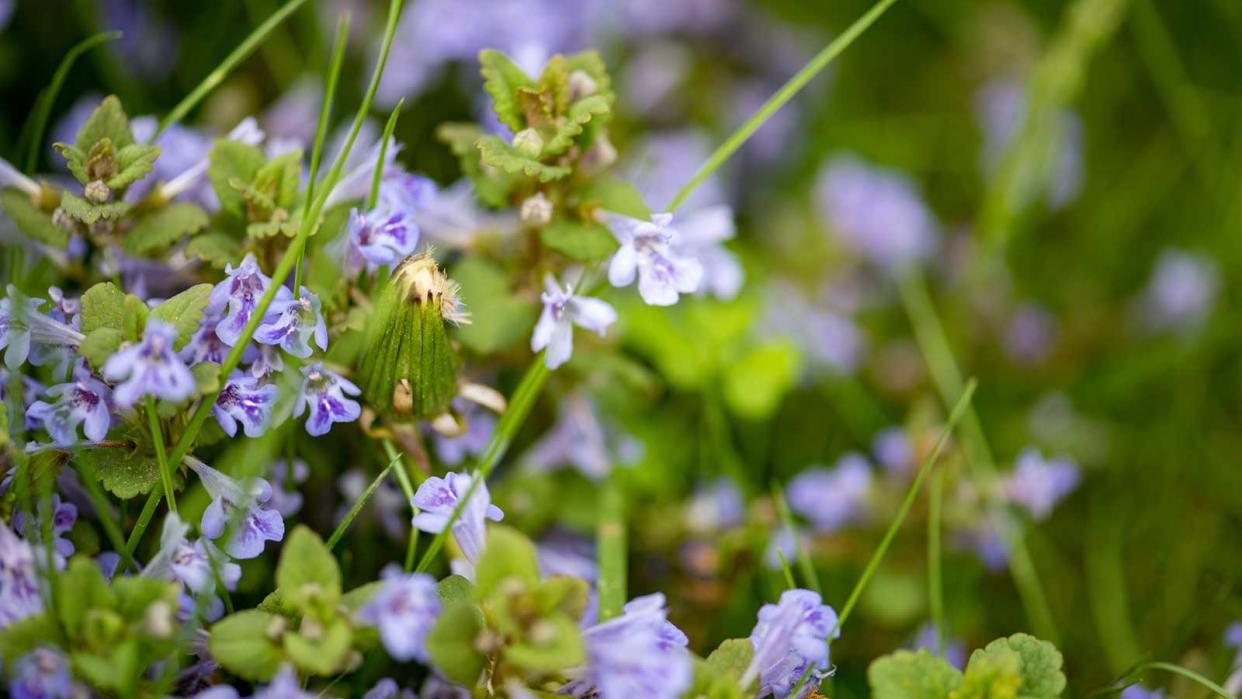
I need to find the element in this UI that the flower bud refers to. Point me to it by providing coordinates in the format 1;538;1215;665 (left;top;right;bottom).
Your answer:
359;251;469;420
84;180;111;203
568;70;598;101
513;128;544;158
520;192;553;224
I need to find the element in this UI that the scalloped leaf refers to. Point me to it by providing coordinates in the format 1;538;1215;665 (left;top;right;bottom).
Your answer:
107;143;161;190
81;282;127;334
477;135;570;183
59;191;129;224
209;610;285;682
75;96;134;152
121;202;208;254
966;634;1066;699
185;229;242;268
480;49;535;132
870;649;964;699
209;139;267;218
544;94;611;156
149;283;212;349
1;187;68;247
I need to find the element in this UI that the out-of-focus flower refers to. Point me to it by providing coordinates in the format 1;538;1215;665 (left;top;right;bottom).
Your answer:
363;677;417;699
1005;303;1058;363
143;513;240;600
606;213;703;306
787;453;873;532
98;0;179;80
252;665;313;699
1002;447;1080;520
814;155;938;271
207;253;287;348
563;593;693;699
434;400;496;466
213;373;279;438
1140;248;1219;333
101;319;196;408
420;676;472;699
255;288;328;359
337;469;407;541
763;525;798;572
744;589;840;699
268;459;309;518
0;522;43;628
411;471;504;580
9;647;73;699
909;622;967;670
673;205;742;300
294;362;362;437
27;361;111;446
521;393;640;480
1120;685;1168;699
762;282;865;375
181;314;255;366
15;494;76;567
357;564;441;662
685;478;745;533
1;285;85;369
532;274;617;369
975;78;1083;209
872;427;914;477
188;457;285;560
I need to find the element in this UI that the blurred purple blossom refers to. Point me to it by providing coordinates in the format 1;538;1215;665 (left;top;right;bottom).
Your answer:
268;459;308;518
607;212;704;306
563;593;692;699
102;319;195;408
98;0;179;80
521;393;640;480
685;477;745;533
975;78;1083;209
9;647;72;699
337;468;408;541
1003;447;1080;520
1140;248;1219;333
1;285;84;369
358;565;441;662
872;427;914;477
14;494;77;567
434;400;496;467
0;522;43;628
1005;303;1058;363
762;282;865;375
411;471;504;580
745;588;840;699
815;155;939;271
188;457;285;560
787;453;873;532
909;622;967;670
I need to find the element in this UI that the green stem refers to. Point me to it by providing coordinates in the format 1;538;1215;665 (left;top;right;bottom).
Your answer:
666;0;901;212
415;357;550;573
145;397;177;514
380;439;420;571
596;472;627;621
366;100;405;211
896;270;1060;645
773;485;821;594
326;455;399;550
928;468;946;653
124;491;162;557
22;31;121;173
72;451;138;573
154;0;312;139
830;378;976;636
776;550;797;591
1089;662;1239;699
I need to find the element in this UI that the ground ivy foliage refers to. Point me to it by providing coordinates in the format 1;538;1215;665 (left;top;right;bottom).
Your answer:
869;634;1067;699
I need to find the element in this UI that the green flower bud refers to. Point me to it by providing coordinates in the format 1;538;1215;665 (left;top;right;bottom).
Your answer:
513;128;544;158
359;251;469;420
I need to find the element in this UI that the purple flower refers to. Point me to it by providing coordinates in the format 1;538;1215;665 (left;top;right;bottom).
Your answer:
434;401;496;466
15;494;77;566
0;285;85;369
1003;447;1080;520
254;288;328;359
101;319;197;408
563;593;692;699
909;622;966;670
411;471;503;580
1120;686;1168;699
268;459;309;517
341;208;421;278
357;564;441;662
142;513;240;598
872;427;913;477
745;589;840;699
27;361;112;446
337;469;407;540
363;678;417;699
1226;622;1242;663
187;457;285;560
975;78;1083;209
249;345;285;380
607;213;703;306
762;282;865;375
763;525;798;572
685;478;745;533
521;394;640;480
207;253;290;347
814;155;938;271
787;453;873;532
253;665;313;699
532;274;617;369
673;205;742;300
1141;249;1219;332
9;647;72;699
213;373;279;439
181;313;257;366
0;522;43;628
294;362;361;437
1005;303;1058;363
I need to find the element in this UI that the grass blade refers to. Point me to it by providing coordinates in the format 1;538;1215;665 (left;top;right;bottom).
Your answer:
830;378;976;636
144;396;177;514
366;100;404;211
1089;662;1240;699
596;472;627;621
928;468;946;654
21;31;121;173
153;0;312;139
667;0;900;212
773;485;821;594
326;454;399;550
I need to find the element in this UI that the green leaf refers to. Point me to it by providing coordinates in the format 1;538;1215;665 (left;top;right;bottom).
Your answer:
254;149;303;210
705;638;754;680
0;614;52;671
544;94;611;155
284;618;352;676
27;450;68;497
209;139;267;218
437;575;474;605
111;576;178;619
480;49;535;132
540;219;619;262
965;634;1066;699
107;143;161;190
192;361;222;393
209;610;286;682
563;51;613;102
689;656;747;699
276;526;342;609
149;283;212;350
81;282;127;333
79;328;124;369
955;647;1021;699
437;123;514;208
121;203;208;254
477;135;571;183
75;96;134;151
123;294;149;341
72;641;141;694
505;614;584;672
1;188;68;247
451;257;535;354
185;229;242;268
257;588;300;619
60;191;129;224
341;581;383;611
426;602;486;686
474;525;540;600
722;340;802;420
56;557;114;639
582;178;651;220
77;445;160;499
869;649;964;699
